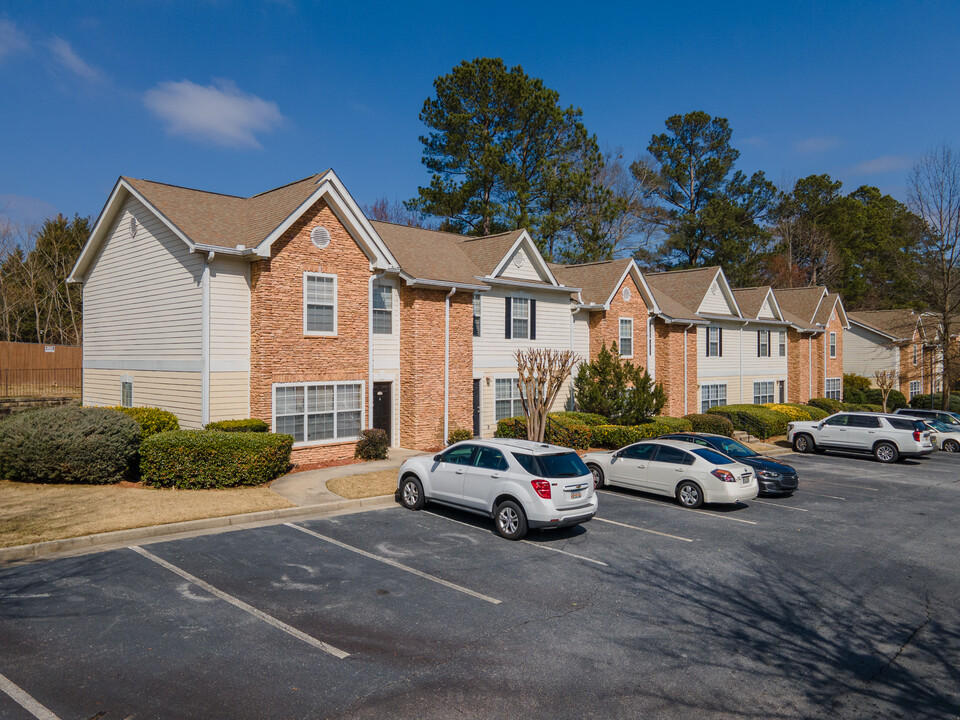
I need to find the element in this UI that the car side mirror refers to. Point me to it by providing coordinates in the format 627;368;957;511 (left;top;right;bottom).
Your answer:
817;422;824;430
612;450;622;459
433;454;443;462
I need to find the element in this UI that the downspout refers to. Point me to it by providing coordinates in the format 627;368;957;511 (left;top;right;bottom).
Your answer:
201;251;214;427
739;326;743;404
683;323;695;415
368;270;385;440
808;336;812;399
444;287;456;445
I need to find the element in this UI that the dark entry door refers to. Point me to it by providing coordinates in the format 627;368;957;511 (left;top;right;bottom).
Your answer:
373;382;392;442
473;379;481;437
778;380;785;403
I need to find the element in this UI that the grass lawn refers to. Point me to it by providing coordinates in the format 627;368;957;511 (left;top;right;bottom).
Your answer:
0;480;294;548
326;469;398;500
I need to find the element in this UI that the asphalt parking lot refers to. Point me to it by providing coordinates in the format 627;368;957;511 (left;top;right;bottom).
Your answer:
2;451;959;719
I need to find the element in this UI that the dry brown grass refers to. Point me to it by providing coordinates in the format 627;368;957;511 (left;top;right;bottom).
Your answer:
326;470;398;499
0;480;294;548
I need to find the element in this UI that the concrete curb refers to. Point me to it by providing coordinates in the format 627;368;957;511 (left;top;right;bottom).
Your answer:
0;494;398;566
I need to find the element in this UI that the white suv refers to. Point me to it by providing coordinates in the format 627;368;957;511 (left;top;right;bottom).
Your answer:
396;439;598;540
787;412;934;463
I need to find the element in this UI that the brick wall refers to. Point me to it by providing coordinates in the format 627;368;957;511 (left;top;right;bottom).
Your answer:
399;286;473;450
655;320;697;417
590;275;649;368
249;198;370;464
786;329;812;403
899;333;920;397
824;313;844;388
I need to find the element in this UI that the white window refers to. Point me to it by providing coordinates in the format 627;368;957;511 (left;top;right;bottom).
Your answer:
304;272;336;335
511;297;529;339
825;378;842;400
495;378;524;421
273;382;362;445
913;344;919;365
829;332;837;358
701;384;727;413
753;381;775;404
121;381;133;408
706;327;721;357
619;318;633;357
647;319;654;355
758;330;770;358
473;292;481;337
372;281;392;335
779;331;786;357
909;380;921;399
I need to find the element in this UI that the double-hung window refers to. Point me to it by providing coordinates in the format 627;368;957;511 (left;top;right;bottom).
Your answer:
511;297;530;339
909;380;921;399
701;384;727;413
825;378;842;401
706;327;722;357
121;381;133;408
753;381;775;404
757;330;770;358
372;281;393;334
829;332;837;358
473;292;481;337
274;382;362;444
495;378;524;421
619;318;633;357
304;272;336;335
779;331;786;357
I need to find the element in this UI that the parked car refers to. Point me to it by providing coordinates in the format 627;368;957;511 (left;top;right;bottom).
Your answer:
921;419;960;453
659;432;799;496
894;408;960;426
787;412;934;463
396;439;597;540
582;438;758;509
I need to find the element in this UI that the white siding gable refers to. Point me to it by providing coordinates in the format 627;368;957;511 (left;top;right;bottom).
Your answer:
697;275;738;315
499;243;549;282
758;295;777;319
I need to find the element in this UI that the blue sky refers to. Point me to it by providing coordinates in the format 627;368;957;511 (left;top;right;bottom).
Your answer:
1;0;958;227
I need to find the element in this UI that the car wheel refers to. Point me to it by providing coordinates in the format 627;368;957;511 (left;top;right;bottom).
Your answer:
399;476;425;510
944;439;960;453
873;442;899;464
676;480;704;509
588;463;605;490
793;433;814;453
494;500;528;540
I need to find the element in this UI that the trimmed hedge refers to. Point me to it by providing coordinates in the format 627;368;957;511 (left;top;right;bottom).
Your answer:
682;413;734;437
707;404;789;439
909;394;960;413
762;403;813;421
355;428;389;460
205;418;269;433
795;404;829;421
110;406;179;438
590;417;693;449
548;411;610;427
447;427;473;445
0;405;140;484
494;414;593;450
140;430;293;488
808;397;845;414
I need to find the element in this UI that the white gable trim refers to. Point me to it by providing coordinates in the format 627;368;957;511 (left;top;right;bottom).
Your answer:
759;287;785;322
695;267;743;318
490;231;559;286
601;261;662;314
808;288;831;325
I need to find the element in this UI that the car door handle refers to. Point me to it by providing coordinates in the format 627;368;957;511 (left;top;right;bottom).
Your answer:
490;473;501;479
455;470;465;475
675;468;684;472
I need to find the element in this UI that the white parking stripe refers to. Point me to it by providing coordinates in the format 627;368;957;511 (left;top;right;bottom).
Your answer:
597;490;758;525
748;499;809;512
130;546;349;659
592;517;694;542
422;510;608;566
802;491;846;500
809;480;879;492
0;672;61;720
285;523;502;604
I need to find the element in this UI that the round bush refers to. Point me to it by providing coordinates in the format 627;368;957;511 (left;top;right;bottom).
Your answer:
706;405;789;439
355;428;389;460
762;403;813;421
204;418;269;433
683;413;735;437
0;405;140;484
447;427;474;445
110;406;180;438
807;397;845;414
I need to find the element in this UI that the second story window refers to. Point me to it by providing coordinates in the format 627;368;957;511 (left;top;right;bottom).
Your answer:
506;297;535;340
619;318;633;357
304;272;336;335
707;327;722;357
913;343;918;365
372;281;392;335
473;292;481;337
121;380;133;408
757;330;770;358
779;331;786;357
830;332;837;358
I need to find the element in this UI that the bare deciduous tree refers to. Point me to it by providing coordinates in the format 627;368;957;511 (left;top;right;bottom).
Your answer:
515;349;579;443
874;369;898;413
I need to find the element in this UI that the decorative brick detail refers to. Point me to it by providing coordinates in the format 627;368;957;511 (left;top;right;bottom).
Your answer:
589;276;649;367
654;320;697;417
398;286;473;450
249;198;370;464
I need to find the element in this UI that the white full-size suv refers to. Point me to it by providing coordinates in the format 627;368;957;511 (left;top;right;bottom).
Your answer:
396;439;598;540
787;412;934;463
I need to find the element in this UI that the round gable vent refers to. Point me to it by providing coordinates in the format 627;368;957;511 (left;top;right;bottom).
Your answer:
311;226;331;249
622;287;631;302
513;252;524;268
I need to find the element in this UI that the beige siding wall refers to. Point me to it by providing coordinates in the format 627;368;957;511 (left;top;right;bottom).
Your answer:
473;288;574;367
372;279;400;371
844;325;898;383
697;277;735;314
757;296;776;319
475;372;574;439
500;245;545;282
84;369;202;428
210;371;250;422
210;256;250;372
697;322;742;379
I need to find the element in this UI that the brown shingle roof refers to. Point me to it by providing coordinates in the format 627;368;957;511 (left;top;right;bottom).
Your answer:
644;267;724;320
369;221;486;286
813;293;841;326
773;286;828;329
848;309;921;341
460;230;525;276
551;259;633;306
731;286;772;319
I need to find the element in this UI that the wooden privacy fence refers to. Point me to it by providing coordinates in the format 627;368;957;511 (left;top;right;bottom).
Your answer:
0;341;82;399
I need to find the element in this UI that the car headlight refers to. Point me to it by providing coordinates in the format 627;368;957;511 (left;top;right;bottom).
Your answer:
757;470;780;479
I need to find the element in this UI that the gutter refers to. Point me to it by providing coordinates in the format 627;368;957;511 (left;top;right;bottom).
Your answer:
683;322;696;415
444;287;456;445
398;271;487;292
479;276;582;293
197;249;215;427
657;313;710;326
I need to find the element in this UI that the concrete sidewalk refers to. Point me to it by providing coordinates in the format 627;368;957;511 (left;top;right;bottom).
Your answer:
270;446;427;506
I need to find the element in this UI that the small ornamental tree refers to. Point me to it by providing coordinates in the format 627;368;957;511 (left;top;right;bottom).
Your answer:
515;348;580;443
874;369;898;413
574;342;666;424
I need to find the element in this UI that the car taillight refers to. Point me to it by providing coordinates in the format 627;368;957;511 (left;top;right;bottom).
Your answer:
711;469;735;483
913;430;921;442
531;479;552;499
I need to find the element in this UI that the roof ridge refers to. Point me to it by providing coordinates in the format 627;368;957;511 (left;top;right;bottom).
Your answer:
733;285;770;291
371;220;473;240
645;266;720;276
461;228;524;242
556;259;625;269
774;285;827;292
124;176;244;200
248;171;328;199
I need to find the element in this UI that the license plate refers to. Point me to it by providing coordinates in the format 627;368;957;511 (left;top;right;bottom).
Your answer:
570;490;582;499
740;476;751;484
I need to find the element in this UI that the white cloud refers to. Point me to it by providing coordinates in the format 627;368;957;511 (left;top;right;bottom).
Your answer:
794;136;841;153
143;79;284;149
0;194;58;226
46;36;103;83
850;154;912;175
0;19;30;61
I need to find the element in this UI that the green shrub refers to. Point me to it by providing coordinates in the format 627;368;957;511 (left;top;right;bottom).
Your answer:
574;342;665;424
589;417;693;449
494;414;593;450
204;418;269;433
808;397;845;414
0;405;140;484
549;411;610;427
355;428;389;460
843;373;872;403
707;404;789;439
109;406;179;438
909;393;960;413
447;427;474;445
864;388;906;410
682;413;735;436
793;404;829;420
140;430;293;488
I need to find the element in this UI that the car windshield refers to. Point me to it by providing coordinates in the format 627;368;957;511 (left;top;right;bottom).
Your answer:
927;420;954;432
712;437;757;458
693;448;735;465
